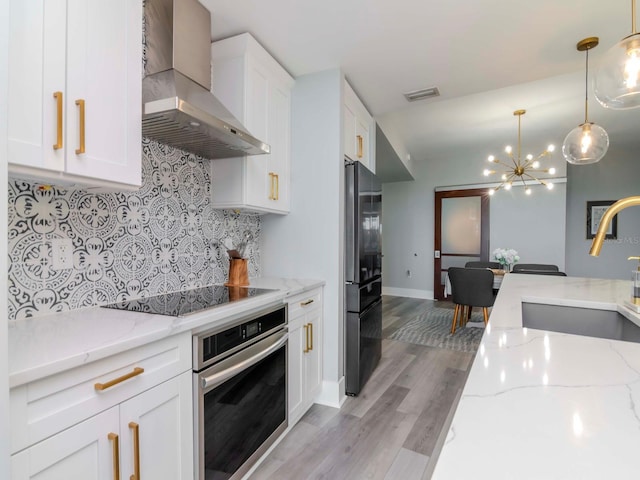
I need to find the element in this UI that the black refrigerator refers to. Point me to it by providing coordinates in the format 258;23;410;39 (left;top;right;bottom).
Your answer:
345;160;382;396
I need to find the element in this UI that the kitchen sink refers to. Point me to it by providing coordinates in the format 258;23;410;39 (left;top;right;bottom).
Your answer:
522;302;640;344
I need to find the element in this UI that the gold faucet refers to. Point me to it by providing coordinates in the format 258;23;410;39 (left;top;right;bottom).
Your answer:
590;196;640;256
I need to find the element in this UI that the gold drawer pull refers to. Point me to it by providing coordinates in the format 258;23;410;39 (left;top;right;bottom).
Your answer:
53;92;63;150
356;135;363;158
95;367;144;391
129;422;140;480
75;99;85;154
309;322;314;351
108;433;120;480
300;299;314;306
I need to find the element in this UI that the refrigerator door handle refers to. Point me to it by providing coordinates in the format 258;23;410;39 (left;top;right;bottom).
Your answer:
345;162;356;283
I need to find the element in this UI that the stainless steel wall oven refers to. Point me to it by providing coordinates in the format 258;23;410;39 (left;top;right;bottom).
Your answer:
193;303;288;480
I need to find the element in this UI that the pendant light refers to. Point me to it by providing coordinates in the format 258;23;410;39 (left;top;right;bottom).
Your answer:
562;37;610;165
594;0;640;109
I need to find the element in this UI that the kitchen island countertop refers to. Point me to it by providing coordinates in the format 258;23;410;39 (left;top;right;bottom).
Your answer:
431;273;640;479
8;277;324;388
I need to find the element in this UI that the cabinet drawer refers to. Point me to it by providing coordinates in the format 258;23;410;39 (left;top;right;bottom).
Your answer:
10;332;191;454
288;288;322;320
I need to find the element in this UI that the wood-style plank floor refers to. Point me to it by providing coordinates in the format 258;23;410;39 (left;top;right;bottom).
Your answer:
248;296;475;480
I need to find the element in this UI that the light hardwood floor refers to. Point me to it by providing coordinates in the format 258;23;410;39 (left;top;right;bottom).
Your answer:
248;296;475;480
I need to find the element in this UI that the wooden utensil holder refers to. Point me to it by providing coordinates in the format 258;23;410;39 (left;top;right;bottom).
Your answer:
225;258;249;286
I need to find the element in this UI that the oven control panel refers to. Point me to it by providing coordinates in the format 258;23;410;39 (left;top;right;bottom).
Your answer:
196;304;287;369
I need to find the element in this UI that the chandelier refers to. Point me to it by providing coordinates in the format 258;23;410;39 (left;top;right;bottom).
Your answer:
483;109;557;195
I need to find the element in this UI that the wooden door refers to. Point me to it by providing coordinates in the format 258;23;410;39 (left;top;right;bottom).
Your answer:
434;189;490;300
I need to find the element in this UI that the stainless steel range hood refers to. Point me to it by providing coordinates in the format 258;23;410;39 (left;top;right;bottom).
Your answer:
142;0;270;159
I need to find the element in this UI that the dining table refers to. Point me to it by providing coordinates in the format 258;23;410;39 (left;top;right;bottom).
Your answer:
444;268;506;298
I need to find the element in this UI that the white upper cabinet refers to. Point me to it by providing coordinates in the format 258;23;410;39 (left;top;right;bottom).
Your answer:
210;33;294;214
7;0;142;190
344;80;375;172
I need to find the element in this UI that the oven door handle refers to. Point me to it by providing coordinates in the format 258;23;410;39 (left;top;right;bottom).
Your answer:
201;331;288;392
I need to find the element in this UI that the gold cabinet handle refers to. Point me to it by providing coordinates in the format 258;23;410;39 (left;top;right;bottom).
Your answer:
108;433;120;480
75;99;85;154
300;299;314;306
274;174;279;200
53;92;63;150
268;172;275;200
303;324;309;353
129;422;140;480
94;367;144;391
309;322;313;351
356;135;363;158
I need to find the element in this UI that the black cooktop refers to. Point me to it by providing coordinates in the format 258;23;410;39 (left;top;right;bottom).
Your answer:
102;285;276;317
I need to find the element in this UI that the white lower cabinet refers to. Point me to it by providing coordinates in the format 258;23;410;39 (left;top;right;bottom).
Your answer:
288;288;323;425
11;407;119;480
10;333;193;480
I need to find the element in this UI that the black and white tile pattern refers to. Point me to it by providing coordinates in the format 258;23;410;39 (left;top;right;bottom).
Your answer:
8;138;261;321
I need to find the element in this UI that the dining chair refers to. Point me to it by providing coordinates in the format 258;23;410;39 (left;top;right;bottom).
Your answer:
465;261;501;269
447;267;495;334
512;263;559;272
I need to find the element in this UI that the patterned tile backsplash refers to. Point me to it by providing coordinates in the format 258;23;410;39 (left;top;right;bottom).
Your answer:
7;138;261;321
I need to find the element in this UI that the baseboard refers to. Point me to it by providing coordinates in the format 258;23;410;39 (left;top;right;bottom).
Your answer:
315;378;346;409
382;287;433;300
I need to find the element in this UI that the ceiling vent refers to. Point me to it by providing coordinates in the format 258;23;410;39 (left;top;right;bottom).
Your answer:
404;86;440;102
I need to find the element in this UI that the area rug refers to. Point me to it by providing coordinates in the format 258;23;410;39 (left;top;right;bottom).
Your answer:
389;306;485;353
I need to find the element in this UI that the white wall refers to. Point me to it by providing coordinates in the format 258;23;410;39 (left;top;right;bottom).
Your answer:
261;69;345;406
490;183;566;270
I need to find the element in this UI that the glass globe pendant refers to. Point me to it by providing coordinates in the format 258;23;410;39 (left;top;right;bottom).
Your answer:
563;37;610;165
594;0;640;109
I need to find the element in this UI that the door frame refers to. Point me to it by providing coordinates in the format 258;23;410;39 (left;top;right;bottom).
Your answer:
434;188;490;300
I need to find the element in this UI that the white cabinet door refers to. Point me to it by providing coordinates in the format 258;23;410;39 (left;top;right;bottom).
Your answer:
8;0;66;172
267;82;291;211
11;407;119;480
7;0;141;189
287;313;306;425
210;33;293;214
304;308;323;401
343;81;375;172
287;288;324;426
355;115;371;170
119;372;194;480
65;0;141;186
343;102;357;161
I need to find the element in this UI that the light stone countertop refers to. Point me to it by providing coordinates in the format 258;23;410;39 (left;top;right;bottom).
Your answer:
431;273;640;479
8;277;324;388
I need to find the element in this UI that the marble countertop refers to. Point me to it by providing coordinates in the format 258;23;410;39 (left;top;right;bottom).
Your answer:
432;274;640;479
8;277;324;388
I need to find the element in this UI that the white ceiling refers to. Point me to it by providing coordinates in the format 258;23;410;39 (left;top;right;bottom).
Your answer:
200;0;640;165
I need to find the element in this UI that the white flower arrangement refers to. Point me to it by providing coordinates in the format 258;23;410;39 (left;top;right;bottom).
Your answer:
492;248;520;269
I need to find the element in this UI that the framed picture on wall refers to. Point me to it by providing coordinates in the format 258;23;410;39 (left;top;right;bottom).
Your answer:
586;200;617;239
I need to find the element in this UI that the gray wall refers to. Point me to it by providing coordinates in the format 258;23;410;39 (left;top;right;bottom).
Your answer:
382;155;567;298
490;183;566;270
565;144;640;279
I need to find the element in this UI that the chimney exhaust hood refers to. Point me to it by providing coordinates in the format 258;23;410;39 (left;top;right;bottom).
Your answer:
142;0;270;159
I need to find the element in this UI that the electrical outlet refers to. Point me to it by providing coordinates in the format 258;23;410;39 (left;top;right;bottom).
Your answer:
51;238;73;270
